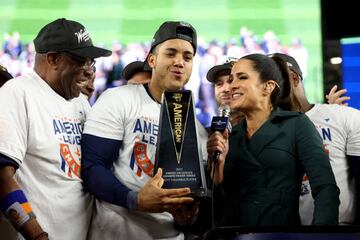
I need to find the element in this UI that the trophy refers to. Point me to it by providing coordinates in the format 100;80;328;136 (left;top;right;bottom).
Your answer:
154;90;208;197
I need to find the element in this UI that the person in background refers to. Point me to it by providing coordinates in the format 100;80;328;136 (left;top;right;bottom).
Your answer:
106;42;124;88
326;84;351;105
207;53;339;226
122;60;151;84
79;70;96;100
82;21;208;240
272;52;360;225
206;59;244;127
0;18;111;240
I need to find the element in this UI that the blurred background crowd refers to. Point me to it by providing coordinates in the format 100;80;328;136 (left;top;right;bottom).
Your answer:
0;28;307;127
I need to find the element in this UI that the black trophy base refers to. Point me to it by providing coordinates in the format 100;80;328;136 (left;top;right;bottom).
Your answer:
188;188;211;199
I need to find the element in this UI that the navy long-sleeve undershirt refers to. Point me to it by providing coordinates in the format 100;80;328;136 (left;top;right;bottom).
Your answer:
81;133;134;208
0;153;19;169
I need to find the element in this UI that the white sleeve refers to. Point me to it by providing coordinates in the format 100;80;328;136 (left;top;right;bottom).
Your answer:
345;107;360;156
0;84;28;164
196;120;209;162
83;88;126;140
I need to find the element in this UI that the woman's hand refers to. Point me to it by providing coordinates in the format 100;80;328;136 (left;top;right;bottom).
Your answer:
207;129;229;185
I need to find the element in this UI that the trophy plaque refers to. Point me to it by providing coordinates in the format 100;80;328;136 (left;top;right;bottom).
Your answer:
154;90;208;197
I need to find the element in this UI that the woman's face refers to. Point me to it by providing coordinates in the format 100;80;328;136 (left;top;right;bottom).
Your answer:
229;59;265;113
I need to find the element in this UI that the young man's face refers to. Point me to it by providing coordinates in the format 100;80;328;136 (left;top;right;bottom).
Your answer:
214;72;232;106
148;39;194;91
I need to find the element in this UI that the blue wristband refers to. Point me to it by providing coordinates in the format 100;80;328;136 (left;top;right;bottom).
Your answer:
0;190;35;229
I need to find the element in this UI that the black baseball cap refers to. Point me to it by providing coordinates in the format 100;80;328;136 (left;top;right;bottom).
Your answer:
206;62;232;83
149;21;197;54
144;21;197;71
122;61;151;80
270;53;303;79
34;18;112;59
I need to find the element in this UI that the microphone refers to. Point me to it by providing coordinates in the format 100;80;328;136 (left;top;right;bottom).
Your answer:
210;105;232;164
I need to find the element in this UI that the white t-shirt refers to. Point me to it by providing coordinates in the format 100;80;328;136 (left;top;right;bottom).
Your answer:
0;71;92;240
300;104;360;225
84;84;208;240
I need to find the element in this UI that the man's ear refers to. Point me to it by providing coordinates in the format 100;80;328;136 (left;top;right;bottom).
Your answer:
148;53;156;69
46;52;60;69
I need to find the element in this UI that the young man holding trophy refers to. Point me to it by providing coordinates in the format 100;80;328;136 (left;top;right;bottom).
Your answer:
82;21;208;239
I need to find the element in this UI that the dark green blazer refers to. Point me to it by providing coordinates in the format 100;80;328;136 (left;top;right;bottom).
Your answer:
216;109;339;226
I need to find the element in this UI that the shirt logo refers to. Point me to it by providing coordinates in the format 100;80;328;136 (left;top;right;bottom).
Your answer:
132;142;154;177
53;117;83;179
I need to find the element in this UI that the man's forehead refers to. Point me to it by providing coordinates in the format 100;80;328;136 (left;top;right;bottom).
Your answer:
159;39;194;54
215;73;230;84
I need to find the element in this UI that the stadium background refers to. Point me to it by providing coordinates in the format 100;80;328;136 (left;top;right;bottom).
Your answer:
0;0;322;102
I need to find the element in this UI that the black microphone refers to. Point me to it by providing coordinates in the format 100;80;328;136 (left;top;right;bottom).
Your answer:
210;105;231;164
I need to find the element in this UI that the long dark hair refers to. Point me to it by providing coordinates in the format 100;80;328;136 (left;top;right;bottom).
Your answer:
240;53;291;110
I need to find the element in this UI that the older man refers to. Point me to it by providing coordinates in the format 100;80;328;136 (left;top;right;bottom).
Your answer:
0;18;111;240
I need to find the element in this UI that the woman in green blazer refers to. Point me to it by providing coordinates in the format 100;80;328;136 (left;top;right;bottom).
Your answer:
207;54;339;226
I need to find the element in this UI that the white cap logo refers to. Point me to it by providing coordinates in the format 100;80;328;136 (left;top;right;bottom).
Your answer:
74;29;90;44
179;21;191;27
